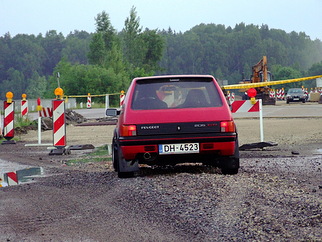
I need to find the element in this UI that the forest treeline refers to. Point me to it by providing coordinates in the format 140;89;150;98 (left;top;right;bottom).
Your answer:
1;6;322;101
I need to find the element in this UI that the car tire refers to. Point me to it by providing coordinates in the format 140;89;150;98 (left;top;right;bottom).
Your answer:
286;100;290;104
302;99;306;103
112;141;118;172
220;139;240;175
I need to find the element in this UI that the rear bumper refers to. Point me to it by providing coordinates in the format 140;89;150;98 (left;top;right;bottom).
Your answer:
119;134;237;160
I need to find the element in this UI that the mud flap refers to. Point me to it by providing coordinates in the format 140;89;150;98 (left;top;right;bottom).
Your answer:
118;154;139;173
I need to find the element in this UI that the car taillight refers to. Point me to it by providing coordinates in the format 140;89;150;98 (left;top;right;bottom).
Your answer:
220;121;235;132
121;125;137;136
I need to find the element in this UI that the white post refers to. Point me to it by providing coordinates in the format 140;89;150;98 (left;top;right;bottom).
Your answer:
38;117;42;145
105;94;109;111
259;99;264;142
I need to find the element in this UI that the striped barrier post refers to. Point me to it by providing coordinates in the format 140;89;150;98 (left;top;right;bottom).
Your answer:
50;87;67;155
2;92;16;144
120;90;125;108
87;93;91;109
231;99;264;142
21;94;28;117
269;89;275;99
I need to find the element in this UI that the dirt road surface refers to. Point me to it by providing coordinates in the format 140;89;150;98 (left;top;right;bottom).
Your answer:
0;107;321;241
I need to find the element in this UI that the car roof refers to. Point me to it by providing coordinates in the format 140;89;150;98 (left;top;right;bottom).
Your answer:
133;75;215;82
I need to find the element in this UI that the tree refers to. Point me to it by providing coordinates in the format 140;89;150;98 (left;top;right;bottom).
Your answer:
308;61;322;76
140;29;165;72
1;68;25;99
41;30;65;76
95;11;116;51
63;31;91;64
122;6;143;67
26;71;47;98
87;33;106;66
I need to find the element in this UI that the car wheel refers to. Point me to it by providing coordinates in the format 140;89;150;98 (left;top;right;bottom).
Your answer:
220;139;240;175
286;100;290;104
112;141;118;172
302;99;306;103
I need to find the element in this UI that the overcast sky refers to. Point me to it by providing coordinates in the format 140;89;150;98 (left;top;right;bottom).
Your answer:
1;0;321;40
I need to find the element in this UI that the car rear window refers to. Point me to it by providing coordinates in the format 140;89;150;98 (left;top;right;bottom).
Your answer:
131;77;223;110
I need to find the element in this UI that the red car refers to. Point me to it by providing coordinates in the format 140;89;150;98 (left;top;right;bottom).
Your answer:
106;75;239;178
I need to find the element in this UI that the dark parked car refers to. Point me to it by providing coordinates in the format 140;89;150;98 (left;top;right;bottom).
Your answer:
286;88;306;104
106;75;239;178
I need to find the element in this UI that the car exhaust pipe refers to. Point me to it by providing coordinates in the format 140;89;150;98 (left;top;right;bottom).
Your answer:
143;152;152;160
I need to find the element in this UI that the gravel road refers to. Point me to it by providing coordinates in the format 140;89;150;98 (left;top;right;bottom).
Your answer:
0;112;321;241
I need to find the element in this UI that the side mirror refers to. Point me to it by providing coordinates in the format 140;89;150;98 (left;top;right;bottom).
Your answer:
106;108;120;117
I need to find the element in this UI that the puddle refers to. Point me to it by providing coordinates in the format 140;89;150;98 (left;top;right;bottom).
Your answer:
313;148;322;155
0;159;31;173
1;167;44;187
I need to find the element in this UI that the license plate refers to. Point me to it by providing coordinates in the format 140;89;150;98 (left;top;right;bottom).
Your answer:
293;98;299;100
159;143;199;155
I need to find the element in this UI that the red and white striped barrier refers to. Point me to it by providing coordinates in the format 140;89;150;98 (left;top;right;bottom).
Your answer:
21;100;28;116
269;89;275;98
87;93;91;109
52;99;66;147
231;100;264;142
231;100;259;113
120;93;125;108
39;107;53;117
3;101;15;143
4;171;18;186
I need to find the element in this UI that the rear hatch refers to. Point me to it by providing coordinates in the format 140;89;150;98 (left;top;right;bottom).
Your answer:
122;76;233;136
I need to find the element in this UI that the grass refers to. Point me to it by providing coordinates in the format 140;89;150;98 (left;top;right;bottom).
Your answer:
65;145;112;166
0;115;36;141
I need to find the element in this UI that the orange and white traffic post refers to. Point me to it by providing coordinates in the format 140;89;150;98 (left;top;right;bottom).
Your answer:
120;90;125;107
50;87;67;155
21;93;28;117
2;91;16;144
87;93;92;109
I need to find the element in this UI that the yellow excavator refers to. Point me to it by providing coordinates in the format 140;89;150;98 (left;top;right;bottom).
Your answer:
222;56;322;105
239;56;275;105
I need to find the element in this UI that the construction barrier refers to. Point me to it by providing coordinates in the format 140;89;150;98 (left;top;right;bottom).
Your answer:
52;99;66;147
231;99;260;113
21;96;28;116
232;100;264;142
4;171;19;186
39;107;53;117
87;93;91;109
120;91;125;107
2;100;16;144
0;168;44;187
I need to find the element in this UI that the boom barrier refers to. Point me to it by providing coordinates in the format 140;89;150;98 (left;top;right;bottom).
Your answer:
222;75;322;90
